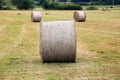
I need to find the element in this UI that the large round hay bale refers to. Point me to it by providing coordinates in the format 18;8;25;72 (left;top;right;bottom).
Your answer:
31;11;42;22
73;11;86;22
40;21;76;63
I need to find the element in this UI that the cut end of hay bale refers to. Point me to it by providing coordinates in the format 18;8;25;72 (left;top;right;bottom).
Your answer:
74;11;86;22
31;11;42;22
40;21;76;63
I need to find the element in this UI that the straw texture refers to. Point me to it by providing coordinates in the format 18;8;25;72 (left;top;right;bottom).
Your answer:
73;11;86;22
31;11;42;22
40;21;76;62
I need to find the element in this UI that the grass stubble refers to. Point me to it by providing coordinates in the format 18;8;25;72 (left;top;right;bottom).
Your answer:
0;10;120;80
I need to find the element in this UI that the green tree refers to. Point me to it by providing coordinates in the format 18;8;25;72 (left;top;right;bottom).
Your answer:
42;0;49;9
0;0;4;9
11;0;34;10
39;0;44;4
11;0;16;5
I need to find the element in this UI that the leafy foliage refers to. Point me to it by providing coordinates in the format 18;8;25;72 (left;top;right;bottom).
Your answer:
11;0;34;10
0;0;120;10
42;1;82;10
86;6;98;10
71;0;120;5
0;0;5;9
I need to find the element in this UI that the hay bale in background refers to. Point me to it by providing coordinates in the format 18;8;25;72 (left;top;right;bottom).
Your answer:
40;21;76;62
102;7;109;11
18;13;21;15
31;11;42;22
102;8;106;11
45;13;50;15
73;11;86;22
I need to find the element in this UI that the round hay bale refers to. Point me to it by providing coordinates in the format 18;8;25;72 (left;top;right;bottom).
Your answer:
31;11;42;22
73;11;86;22
102;7;109;11
40;21;76;63
102;8;107;11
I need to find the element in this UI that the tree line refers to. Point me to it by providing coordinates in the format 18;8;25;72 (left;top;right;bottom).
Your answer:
71;0;120;5
0;0;34;10
38;0;120;5
0;0;120;10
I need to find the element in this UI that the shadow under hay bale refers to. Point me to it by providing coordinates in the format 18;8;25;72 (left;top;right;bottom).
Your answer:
73;11;86;22
40;21;76;63
31;11;42;22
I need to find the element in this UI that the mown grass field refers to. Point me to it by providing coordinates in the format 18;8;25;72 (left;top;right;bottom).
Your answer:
0;9;120;80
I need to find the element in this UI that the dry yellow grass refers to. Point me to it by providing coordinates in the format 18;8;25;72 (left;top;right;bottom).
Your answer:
0;10;120;80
